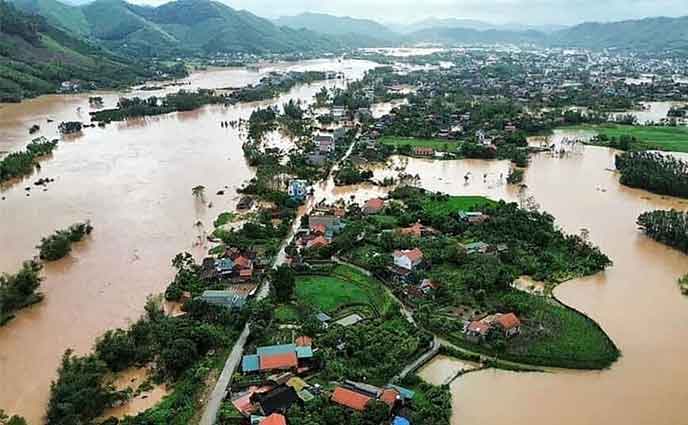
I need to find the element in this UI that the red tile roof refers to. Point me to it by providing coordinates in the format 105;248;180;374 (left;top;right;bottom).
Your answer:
364;198;385;211
310;223;327;234
394;248;423;264
379;388;399;408
262;413;287;425
307;236;329;248
496;313;521;330
467;320;491;335
234;256;251;269
295;336;313;347
260;352;298;371
331;387;372;411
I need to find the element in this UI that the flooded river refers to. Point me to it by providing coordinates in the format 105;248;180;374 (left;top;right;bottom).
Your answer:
3;61;688;425
417;130;688;425
0;59;376;422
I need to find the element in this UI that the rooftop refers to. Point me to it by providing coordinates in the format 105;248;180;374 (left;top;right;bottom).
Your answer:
331;387;372;411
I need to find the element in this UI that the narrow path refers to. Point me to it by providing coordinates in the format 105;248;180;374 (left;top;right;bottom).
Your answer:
389;336;440;384
199;324;250;425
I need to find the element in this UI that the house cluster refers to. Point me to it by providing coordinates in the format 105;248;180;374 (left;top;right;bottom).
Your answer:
306;128;346;166
241;339;315;375
464;312;522;341
330;380;416;424
231;375;316;421
232;338;320;421
296;208;346;251
196;247;263;310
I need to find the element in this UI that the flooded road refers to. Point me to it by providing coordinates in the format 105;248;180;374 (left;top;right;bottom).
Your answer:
0;59;376;422
416;130;688;425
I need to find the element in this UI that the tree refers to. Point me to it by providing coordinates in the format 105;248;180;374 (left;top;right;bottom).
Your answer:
0;410;27;425
160;338;199;378
192;185;206;202
47;350;119;425
362;400;389;425
272;264;295;302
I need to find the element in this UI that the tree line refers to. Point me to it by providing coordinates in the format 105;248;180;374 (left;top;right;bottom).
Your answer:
637;209;688;253
615;151;688;198
38;221;93;261
0;137;58;182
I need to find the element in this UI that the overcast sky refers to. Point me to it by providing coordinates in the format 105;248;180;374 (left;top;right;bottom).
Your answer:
128;0;688;25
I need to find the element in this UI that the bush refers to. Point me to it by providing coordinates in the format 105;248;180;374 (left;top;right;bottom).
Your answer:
38;221;93;261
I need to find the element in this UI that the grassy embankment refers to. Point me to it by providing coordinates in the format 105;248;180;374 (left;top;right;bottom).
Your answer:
567;124;688;153
289;264;394;321
379;136;459;152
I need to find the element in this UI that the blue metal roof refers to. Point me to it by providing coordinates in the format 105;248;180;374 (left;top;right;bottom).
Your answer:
295;346;313;359
388;385;416;401
315;312;332;322
257;343;296;356
393;416;411;425
242;354;260;372
216;258;234;271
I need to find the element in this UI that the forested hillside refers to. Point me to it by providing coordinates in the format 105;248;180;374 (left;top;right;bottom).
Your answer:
0;0;182;101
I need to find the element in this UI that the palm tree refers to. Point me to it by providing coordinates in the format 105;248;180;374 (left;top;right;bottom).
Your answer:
191;185;206;202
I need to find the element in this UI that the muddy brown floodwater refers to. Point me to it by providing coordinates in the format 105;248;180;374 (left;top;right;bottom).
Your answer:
3;63;688;425
0;59;376;423
416;130;688;425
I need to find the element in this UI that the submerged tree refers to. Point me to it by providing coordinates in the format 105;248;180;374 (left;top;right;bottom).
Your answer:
191;185;206;202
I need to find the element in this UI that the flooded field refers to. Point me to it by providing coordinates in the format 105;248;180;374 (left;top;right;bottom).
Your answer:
0;59;376;422
3;60;688;425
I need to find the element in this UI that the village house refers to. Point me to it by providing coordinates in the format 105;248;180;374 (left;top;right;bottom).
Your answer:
393;248;424;271
331;106;346;121
314;134;336;154
362;198;385;215
331;380;412;412
288;180;308;201
459;211;490;224
315;311;332;328
413;147;434;157
464;312;522;341
398;222;438;238
242;342;315;374
251;386;300;417
198;290;249;310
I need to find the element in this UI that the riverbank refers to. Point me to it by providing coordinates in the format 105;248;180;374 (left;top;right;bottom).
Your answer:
0;59;375;423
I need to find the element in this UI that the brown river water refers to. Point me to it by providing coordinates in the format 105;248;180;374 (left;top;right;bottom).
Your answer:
0;59;375;422
415;131;688;425
2;60;688;425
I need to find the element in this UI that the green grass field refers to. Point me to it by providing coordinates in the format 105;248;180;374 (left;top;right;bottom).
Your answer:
379;136;458;150
422;195;496;215
295;265;391;315
569;124;688;152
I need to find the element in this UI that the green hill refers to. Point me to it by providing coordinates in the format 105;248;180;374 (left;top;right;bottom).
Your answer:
0;0;180;101
551;16;688;52
13;0;345;57
274;12;399;46
12;0;90;35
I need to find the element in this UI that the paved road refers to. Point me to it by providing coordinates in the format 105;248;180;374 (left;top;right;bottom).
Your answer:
199;139;359;425
199;324;250;425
